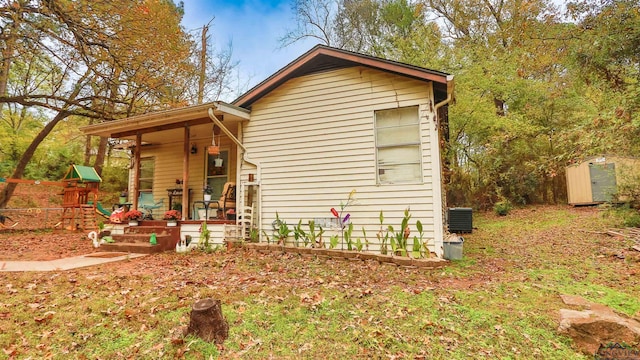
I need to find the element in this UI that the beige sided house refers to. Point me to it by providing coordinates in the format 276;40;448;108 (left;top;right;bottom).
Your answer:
82;45;454;257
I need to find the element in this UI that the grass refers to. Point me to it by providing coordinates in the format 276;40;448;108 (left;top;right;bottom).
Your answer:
1;205;639;359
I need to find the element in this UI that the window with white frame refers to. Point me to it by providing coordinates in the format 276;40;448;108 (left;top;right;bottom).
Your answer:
138;157;155;192
375;106;422;184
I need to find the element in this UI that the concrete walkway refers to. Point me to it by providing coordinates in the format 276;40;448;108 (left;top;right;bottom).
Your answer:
0;252;147;272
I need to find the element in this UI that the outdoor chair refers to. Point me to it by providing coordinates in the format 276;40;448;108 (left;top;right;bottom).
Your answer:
215;182;236;217
137;192;164;219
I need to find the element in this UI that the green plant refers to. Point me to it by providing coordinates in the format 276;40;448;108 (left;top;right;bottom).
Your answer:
293;220;309;247
361;227;370;251
273;212;291;244
494;201;512;216
416;220;428;258
344;223;354;250
354;237;363;252
249;227;259;242
308;220;318;247
199;221;211;251
623;211;640;227
389;208;411;256
98;221;105;231
376;210;389;255
329;235;339;249
307;221;325;248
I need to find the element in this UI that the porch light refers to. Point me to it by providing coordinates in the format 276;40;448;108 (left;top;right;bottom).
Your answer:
190;143;197;154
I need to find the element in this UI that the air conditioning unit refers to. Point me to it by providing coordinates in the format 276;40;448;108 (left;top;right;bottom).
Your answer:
448;207;473;233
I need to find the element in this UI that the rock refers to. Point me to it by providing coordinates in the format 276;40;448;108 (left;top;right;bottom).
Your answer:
560;294;591;307
558;295;640;355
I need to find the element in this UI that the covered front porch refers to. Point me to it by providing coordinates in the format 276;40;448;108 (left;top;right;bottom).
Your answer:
81;102;259;247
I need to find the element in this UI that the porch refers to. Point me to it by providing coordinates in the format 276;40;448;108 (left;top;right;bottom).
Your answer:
81;102;260;244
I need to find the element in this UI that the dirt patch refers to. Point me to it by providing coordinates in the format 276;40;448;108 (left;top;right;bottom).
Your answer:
0;231;98;261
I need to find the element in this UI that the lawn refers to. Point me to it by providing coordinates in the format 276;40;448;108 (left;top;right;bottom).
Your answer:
1;205;639;359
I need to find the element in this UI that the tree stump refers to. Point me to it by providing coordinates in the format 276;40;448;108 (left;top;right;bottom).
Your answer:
186;298;229;344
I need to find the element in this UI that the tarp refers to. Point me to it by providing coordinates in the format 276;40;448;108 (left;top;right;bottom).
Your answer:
62;165;102;183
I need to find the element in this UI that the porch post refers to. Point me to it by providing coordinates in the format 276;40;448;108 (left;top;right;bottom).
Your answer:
182;125;190;220
132;132;142;210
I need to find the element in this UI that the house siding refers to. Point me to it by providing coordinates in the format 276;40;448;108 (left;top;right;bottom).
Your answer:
241;66;443;255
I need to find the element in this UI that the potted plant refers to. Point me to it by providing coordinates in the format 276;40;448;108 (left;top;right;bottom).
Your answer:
203;184;213;201
119;190;128;204
163;210;181;226
124;209;143;226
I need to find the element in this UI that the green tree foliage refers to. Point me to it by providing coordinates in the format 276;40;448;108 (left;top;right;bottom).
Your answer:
565;0;640;155
0;0;195;207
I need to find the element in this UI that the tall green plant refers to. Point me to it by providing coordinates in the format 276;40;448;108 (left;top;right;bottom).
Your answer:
388;209;411;256
376;210;389;255
273;212;291;245
293;219;309;247
308;220;325;248
344;223;354;250
412;220;424;258
199;221;211;251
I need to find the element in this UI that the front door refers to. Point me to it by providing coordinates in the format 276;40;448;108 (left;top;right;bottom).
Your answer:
206;150;229;200
589;163;617;202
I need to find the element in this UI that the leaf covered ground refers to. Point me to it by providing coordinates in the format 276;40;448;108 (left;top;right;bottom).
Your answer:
1;205;639;359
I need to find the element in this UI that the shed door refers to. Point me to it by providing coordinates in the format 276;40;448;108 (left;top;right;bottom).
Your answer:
589;163;617;202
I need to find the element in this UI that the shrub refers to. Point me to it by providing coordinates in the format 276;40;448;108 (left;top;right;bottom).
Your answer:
623;211;640;228
493;201;512;216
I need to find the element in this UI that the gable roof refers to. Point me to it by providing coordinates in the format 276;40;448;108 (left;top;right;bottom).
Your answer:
233;44;452;109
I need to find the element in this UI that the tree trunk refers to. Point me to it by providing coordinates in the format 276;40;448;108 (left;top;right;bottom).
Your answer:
0;111;70;208
93;137;108;176
186;298;229;344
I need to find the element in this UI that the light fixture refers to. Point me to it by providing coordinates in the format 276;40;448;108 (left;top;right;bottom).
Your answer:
190;143;197;154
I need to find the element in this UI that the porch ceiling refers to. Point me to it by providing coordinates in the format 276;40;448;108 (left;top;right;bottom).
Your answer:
80;101;250;143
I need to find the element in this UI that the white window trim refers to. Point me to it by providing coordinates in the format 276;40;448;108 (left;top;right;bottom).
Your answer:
374;106;423;185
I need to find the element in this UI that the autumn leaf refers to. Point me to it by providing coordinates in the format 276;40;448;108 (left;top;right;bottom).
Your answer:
34;311;55;324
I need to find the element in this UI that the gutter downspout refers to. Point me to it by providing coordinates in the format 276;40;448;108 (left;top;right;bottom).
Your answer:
434;75;455;113
208;108;263;242
431;75;454;258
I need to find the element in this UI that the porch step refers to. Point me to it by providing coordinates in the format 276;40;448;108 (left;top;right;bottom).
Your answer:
114;233;173;244
100;242;165;254
105;225;180;254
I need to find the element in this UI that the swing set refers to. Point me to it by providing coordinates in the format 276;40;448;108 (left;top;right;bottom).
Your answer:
0;165;103;230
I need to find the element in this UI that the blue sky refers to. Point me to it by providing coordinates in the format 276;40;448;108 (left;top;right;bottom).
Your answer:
181;0;318;99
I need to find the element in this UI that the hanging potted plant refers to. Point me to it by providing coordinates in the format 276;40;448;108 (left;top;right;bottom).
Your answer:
208;128;220;155
163;210;181;226
124;209;143;226
214;156;224;168
203;184;213;201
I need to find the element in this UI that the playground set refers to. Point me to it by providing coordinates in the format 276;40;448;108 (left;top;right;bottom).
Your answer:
0;165;112;230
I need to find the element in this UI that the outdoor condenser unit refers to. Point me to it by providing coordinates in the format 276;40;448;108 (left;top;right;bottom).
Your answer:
448;207;473;233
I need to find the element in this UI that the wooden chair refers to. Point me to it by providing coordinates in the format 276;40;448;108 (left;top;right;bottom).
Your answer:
215;182;236;216
138;192;164;219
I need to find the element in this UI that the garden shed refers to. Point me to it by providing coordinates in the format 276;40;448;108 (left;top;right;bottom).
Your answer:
565;156;640;205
